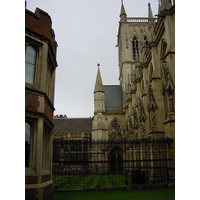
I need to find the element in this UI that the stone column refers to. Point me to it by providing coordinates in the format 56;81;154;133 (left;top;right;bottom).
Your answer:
49;129;53;172
36;118;43;182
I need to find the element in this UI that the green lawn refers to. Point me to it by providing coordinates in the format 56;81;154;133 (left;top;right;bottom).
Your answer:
52;174;132;191
53;188;175;200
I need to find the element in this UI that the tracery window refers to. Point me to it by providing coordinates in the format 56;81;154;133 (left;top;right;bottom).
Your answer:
25;45;36;84
111;119;121;139
132;36;139;60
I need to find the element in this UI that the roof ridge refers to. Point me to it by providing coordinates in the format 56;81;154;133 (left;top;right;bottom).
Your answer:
103;85;121;87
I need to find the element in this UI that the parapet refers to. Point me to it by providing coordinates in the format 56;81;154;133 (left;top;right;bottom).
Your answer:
54;115;67;119
25;7;58;57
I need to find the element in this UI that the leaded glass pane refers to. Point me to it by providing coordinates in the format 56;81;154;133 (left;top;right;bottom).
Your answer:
25;122;31;167
25;46;36;84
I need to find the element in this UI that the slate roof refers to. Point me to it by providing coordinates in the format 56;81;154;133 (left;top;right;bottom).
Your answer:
53;118;92;134
103;85;123;113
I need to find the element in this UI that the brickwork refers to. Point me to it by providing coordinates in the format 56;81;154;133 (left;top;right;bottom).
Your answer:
43;183;53;200
42;174;51;183
45;99;53;122
25;92;39;112
25;189;38;200
25;8;57;57
25;176;38;184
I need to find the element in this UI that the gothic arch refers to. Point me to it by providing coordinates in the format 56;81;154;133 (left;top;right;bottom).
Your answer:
160;39;168;61
110;146;123;173
25;42;40;59
166;78;175;91
108;117;123;139
143;34;149;46
132;36;140;60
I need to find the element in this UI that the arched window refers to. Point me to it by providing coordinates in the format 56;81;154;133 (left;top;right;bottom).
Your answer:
25;122;31;167
25;45;36;84
111;119;121;139
144;35;148;46
132;36;139;60
161;41;167;61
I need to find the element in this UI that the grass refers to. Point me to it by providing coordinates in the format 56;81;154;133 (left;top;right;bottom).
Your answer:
52;174;132;191
53;187;175;200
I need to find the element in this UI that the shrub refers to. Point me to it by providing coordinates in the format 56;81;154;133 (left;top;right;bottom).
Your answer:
132;168;146;184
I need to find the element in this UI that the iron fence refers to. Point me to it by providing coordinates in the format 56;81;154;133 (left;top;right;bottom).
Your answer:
52;138;174;191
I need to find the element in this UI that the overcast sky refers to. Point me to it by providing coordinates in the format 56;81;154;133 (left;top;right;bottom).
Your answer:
26;0;158;118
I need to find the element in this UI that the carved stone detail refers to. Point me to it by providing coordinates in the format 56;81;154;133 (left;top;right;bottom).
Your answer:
147;85;157;111
161;61;175;90
133;109;139;129
139;100;146;122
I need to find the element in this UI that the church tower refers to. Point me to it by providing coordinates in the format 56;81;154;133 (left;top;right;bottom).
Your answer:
117;1;170;141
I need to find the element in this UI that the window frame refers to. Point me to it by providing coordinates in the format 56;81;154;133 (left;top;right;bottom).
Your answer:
25;121;34;168
25;45;37;85
132;36;139;60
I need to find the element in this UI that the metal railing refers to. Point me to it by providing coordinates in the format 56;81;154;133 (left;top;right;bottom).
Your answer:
52;138;174;191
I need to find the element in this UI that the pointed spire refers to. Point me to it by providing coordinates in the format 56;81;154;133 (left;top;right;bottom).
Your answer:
120;1;127;22
94;64;104;93
120;2;126;16
148;3;153;19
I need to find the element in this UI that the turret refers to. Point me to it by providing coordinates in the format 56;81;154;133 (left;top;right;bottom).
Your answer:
120;2;127;23
148;3;155;40
94;64;105;113
92;64;107;141
148;2;154;19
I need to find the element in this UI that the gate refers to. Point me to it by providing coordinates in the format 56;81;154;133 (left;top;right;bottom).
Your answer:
52;138;174;191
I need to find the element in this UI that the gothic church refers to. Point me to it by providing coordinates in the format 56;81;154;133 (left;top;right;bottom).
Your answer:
53;0;175;183
92;0;175;162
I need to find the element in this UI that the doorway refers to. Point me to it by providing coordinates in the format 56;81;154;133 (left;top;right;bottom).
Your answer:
110;146;123;173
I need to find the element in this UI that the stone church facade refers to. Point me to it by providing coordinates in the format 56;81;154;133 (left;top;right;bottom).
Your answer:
53;0;175;185
92;0;175;166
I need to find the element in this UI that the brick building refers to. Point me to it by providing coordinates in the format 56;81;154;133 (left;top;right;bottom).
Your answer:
25;5;58;200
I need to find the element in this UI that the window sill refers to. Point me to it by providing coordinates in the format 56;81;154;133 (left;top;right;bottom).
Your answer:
25;167;37;176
